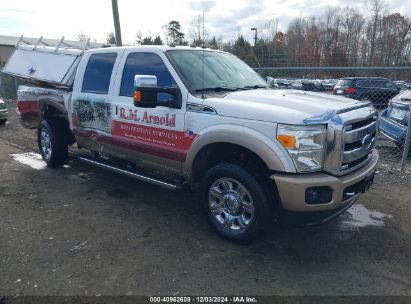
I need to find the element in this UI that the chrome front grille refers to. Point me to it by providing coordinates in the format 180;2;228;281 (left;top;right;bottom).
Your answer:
323;104;378;176
341;115;377;173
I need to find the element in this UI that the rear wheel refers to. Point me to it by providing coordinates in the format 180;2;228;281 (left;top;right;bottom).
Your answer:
200;163;272;244
38;119;68;167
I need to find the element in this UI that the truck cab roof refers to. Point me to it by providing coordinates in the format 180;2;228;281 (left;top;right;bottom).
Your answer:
85;45;225;54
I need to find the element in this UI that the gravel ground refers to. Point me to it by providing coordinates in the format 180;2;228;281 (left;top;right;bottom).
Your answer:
0;100;410;297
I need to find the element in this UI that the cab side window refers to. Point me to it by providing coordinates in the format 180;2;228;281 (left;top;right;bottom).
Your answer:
120;52;174;101
82;53;117;94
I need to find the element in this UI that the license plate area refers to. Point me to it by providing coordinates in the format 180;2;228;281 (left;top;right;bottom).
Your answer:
390;108;406;120
343;172;375;201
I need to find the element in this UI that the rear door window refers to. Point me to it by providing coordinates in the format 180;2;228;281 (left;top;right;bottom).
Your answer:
384;81;396;89
358;79;378;88
358;79;394;88
82;53;117;94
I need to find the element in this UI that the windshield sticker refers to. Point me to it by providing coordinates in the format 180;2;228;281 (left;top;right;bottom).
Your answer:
73;99;112;134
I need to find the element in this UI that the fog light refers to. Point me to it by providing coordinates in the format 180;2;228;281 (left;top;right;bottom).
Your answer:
305;187;333;205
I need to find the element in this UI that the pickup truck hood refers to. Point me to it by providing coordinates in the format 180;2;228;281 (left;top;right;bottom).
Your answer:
203;89;364;124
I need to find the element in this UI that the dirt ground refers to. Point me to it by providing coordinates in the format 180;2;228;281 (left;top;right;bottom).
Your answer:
0;100;410;297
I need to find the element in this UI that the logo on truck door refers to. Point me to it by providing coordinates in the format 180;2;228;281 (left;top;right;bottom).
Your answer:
73;99;112;134
112;105;195;151
117;106;176;127
72;101;198;161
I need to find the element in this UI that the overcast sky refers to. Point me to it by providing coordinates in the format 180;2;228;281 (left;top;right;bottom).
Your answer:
0;0;410;44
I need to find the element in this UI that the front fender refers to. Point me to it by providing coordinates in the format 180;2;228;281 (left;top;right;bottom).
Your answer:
184;124;295;179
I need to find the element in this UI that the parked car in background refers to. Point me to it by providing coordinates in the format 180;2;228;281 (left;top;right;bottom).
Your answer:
380;90;411;147
302;79;324;92
321;79;338;91
394;81;411;91
333;77;399;108
0;99;8;125
272;78;291;89
288;79;304;90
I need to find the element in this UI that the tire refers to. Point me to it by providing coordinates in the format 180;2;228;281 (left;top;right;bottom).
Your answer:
38;119;68;167
200;163;272;244
0;120;6;125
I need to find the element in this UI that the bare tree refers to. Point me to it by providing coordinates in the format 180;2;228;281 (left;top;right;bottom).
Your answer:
260;18;279;42
189;14;208;46
76;32;90;42
367;0;385;65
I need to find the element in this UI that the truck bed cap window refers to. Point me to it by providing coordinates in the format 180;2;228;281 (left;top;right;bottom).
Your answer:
82;53;117;94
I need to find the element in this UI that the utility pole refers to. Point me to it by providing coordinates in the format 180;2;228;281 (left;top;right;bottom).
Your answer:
251;27;261;67
111;0;122;46
250;28;258;46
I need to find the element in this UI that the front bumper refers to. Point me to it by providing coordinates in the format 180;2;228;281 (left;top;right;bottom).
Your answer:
0;109;7;121
271;149;379;212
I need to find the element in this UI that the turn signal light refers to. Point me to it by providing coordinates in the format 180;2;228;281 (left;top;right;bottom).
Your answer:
277;134;297;149
133;90;141;103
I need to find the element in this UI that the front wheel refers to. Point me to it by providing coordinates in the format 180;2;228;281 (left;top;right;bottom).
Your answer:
38;119;68;167
200;163;272;243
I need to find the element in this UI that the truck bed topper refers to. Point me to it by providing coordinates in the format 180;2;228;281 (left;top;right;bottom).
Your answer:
2;36;103;89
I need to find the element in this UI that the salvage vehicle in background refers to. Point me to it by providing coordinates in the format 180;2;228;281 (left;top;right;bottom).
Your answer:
333;77;399;108
321;79;337;91
2;39;379;243
394;81;411;91
302;79;324;92
288;79;304;90
380;90;411;148
0;98;7;125
271;78;291;89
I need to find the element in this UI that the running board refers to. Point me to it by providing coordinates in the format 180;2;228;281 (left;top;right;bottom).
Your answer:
78;156;183;191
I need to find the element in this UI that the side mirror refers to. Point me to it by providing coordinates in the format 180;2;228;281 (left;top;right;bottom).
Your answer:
133;75;158;108
133;74;182;109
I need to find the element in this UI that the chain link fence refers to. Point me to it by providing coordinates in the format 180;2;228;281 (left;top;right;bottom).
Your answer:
255;66;411;172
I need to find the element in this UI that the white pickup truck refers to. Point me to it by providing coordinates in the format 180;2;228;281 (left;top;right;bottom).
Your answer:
3;42;378;243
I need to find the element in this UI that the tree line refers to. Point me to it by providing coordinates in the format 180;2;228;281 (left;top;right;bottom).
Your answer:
104;0;410;68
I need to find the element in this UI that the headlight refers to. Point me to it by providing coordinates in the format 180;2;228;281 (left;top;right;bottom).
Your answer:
0;103;6;110
277;124;326;172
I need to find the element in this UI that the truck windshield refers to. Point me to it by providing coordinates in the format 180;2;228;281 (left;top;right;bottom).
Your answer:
166;50;267;93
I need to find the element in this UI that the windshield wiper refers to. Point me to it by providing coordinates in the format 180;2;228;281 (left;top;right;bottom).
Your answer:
195;86;239;93
241;85;268;90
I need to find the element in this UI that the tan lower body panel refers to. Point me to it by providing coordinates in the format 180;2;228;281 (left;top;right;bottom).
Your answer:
75;135;181;178
272;149;379;212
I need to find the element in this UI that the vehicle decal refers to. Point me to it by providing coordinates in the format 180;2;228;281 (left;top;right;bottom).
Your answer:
72;99;112;134
112;121;196;150
73;127;197;161
115;106;176;127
